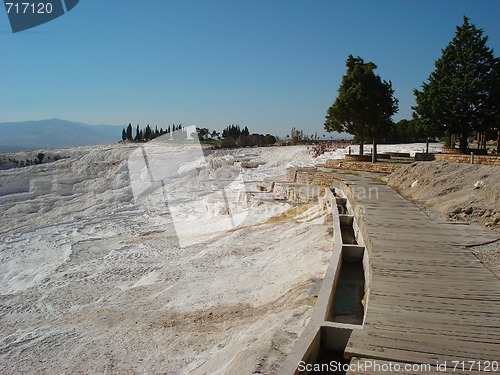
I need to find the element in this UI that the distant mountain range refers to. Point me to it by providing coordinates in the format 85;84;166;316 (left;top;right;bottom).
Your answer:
0;119;123;151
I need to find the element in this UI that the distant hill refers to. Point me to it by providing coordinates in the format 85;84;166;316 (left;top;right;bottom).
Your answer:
0;119;123;151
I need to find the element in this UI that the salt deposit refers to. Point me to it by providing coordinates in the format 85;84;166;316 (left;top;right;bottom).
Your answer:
0;142;331;374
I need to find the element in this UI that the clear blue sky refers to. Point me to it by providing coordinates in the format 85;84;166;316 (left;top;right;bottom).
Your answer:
1;0;499;139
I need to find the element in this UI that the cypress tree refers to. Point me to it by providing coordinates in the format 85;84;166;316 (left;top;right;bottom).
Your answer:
413;17;498;152
145;124;152;140
135;125;140;141
126;123;133;140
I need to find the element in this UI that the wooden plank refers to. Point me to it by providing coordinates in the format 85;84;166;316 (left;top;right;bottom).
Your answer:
336;175;500;370
347;357;496;375
346;338;498;366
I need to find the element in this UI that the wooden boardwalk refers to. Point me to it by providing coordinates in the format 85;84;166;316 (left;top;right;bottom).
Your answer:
340;176;500;373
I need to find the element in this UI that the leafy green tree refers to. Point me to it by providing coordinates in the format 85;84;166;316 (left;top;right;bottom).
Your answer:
384;119;427;143
35;153;45;164
222;124;243;139
325;55;398;160
413;17;498;152
265;134;277;145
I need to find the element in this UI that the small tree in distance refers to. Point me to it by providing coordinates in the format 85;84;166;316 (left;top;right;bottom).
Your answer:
35;153;45;165
126;123;133;141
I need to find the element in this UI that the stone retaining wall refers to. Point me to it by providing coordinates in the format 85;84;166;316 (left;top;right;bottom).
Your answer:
281;165;399;203
435;153;500;166
324;160;401;173
442;147;488;155
278;169;337;202
294;170;337;187
414;153;436;161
